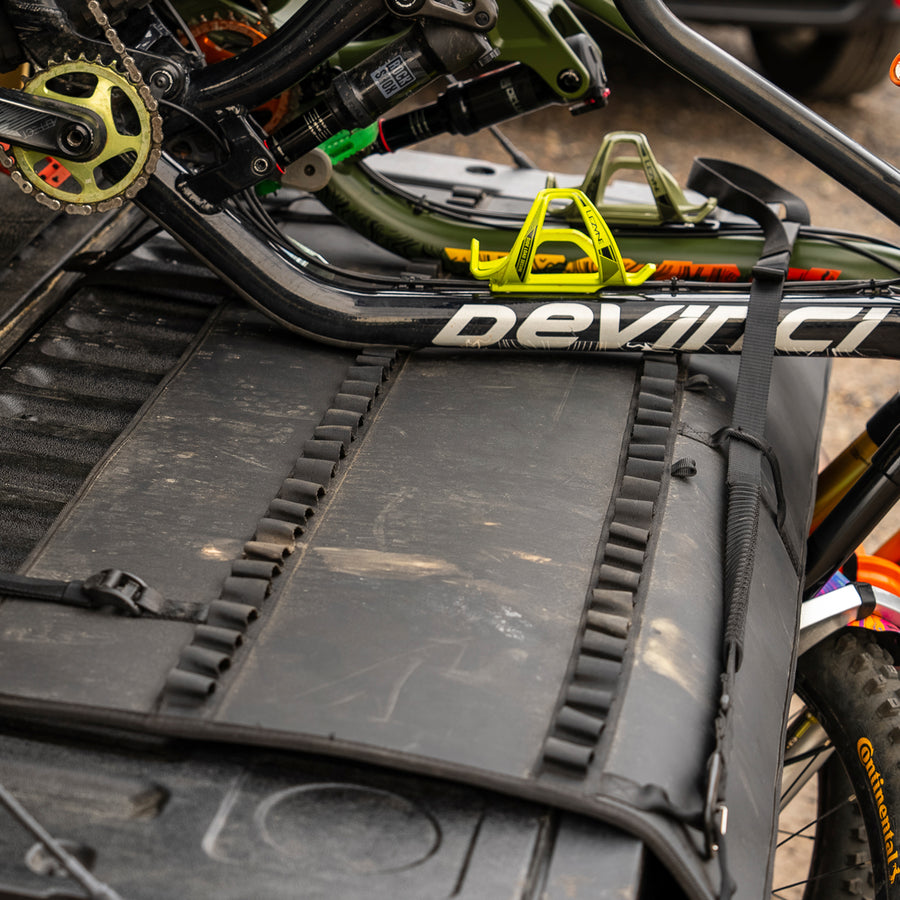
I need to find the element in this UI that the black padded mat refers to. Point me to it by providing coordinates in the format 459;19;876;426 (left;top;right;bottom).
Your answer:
0;303;359;709
0;286;829;900
214;352;639;776
25;304;358;598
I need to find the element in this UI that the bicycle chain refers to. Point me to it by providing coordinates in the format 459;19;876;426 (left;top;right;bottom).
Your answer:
1;0;163;214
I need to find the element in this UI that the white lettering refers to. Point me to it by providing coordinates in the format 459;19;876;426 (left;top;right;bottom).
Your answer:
834;307;890;354
433;304;516;347
680;306;748;352
516;302;594;349
654;305;709;350
776;306;860;353
597;304;683;349
431;302;889;354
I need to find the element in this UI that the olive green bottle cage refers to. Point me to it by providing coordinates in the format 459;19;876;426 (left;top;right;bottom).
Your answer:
573;131;718;226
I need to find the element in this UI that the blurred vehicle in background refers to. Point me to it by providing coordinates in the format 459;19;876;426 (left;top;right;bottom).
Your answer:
667;0;900;97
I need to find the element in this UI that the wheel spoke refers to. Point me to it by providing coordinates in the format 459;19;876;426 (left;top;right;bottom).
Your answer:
773;857;870;894
780;746;834;809
776;828;814;841
776;793;857;848
781;754;820;803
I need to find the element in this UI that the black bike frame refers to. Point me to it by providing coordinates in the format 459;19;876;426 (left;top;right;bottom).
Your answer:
185;0;387;113
139;155;900;356
612;0;900;225
137;0;900;357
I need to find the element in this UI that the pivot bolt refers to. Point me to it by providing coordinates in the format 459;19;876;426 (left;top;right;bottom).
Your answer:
557;68;582;93
149;69;175;96
474;10;490;26
251;157;270;176
389;0;425;11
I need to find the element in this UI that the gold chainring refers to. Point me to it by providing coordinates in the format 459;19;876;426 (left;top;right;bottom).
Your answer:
5;58;162;214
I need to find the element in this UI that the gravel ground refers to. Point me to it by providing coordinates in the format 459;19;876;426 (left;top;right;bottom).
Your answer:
423;22;900;549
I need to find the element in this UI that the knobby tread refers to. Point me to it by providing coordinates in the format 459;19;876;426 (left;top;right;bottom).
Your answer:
796;629;900;899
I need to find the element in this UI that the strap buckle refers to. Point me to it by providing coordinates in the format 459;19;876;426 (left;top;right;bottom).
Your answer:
81;569;162;617
750;263;784;282
703;750;728;857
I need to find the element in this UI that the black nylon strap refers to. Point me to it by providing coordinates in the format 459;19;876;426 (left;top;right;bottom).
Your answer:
688;158;807;665
0;572;90;606
0;568;165;616
688;157;810;249
687;159;808;894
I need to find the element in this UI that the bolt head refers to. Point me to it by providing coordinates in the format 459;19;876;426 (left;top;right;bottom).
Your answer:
61;124;90;153
557;68;582;92
474;10;490;26
149;69;175;95
251;157;270;176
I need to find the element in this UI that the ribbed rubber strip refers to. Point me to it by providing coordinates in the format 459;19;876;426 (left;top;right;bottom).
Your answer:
159;349;399;708
539;355;680;775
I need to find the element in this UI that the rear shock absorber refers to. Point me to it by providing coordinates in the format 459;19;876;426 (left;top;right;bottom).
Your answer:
270;20;494;168
371;58;606;154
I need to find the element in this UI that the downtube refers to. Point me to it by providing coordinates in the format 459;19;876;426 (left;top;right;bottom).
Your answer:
139;155;900;356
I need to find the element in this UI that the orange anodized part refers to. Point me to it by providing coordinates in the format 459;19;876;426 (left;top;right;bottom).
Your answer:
891;51;900;86
35;158;72;188
846;552;900;634
188;17;291;132
856;552;900;595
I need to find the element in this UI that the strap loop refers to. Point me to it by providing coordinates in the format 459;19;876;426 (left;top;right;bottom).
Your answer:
713;426;787;531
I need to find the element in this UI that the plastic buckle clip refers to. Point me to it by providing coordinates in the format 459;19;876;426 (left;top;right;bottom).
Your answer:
750;263;784;283
82;569;156;617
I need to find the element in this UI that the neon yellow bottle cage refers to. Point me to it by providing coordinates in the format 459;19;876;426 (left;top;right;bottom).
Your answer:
470;188;656;292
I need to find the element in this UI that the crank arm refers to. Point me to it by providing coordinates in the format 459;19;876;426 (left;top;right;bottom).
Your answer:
0;87;104;161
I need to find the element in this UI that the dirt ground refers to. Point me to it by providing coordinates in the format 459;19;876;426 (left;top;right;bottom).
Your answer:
422;22;900;549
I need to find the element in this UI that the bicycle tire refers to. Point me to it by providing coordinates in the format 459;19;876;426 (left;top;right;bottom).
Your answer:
751;26;900;100
789;628;900;899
